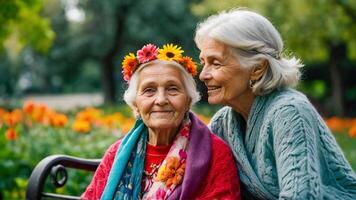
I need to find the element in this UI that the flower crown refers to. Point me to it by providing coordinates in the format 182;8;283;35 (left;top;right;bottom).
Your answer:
121;43;197;82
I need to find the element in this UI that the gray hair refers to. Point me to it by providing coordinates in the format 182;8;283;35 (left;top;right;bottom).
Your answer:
123;60;201;115
195;8;303;95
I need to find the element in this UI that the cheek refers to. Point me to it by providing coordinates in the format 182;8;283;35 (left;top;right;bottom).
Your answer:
135;98;151;114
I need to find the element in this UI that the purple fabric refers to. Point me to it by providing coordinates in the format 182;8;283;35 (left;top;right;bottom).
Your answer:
168;112;212;200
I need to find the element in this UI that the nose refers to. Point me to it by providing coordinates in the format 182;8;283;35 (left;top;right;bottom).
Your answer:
199;65;212;82
155;89;168;105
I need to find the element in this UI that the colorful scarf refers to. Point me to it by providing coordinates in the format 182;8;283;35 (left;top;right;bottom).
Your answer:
100;112;212;200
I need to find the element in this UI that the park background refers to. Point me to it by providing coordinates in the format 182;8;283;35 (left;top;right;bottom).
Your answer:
0;0;356;199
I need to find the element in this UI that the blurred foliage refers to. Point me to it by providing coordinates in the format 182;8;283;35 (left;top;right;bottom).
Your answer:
0;124;119;199
298;80;327;101
0;0;202;101
192;0;356;61
0;0;55;55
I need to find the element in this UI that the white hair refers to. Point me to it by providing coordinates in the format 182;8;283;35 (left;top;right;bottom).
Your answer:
123;60;201;115
195;8;303;95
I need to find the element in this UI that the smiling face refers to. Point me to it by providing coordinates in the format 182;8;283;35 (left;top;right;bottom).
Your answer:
134;63;190;132
198;37;253;106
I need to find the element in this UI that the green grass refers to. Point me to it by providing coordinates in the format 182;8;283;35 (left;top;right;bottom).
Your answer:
334;133;356;171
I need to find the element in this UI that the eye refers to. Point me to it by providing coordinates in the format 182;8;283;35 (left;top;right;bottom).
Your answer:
167;86;179;94
212;60;222;67
142;87;156;96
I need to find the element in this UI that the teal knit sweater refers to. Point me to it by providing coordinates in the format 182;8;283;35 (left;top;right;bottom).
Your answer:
209;88;356;200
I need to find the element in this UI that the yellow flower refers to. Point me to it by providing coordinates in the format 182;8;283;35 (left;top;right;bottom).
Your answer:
72;120;91;133
158;44;183;61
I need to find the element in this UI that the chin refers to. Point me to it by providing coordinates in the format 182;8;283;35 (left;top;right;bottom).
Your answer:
208;97;222;105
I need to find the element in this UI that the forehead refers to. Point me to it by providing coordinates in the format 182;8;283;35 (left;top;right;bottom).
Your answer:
199;37;230;59
137;64;184;85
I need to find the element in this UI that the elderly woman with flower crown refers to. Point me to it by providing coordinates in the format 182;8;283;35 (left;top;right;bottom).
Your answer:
81;43;241;200
195;8;356;200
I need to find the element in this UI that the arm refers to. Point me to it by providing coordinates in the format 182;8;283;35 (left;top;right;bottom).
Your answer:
195;135;241;200
272;105;322;199
81;140;121;200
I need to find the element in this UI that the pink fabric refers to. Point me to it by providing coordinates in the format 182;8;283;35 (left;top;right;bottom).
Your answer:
81;134;240;200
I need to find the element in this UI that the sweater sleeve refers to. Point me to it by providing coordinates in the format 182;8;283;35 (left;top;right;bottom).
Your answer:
272;104;322;200
195;134;241;200
81;140;121;200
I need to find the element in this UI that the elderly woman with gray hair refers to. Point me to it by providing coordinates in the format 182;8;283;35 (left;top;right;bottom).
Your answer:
195;8;356;200
82;43;240;200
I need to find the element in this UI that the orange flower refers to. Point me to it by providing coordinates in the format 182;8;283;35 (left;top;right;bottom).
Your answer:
156;156;186;187
0;108;8;121
179;56;197;76
348;125;356;138
23;101;36;114
122;53;138;81
72;120;91;133
76;107;102;124
3;109;23;127
5;128;17;141
50;113;68;127
0;108;7;125
11;109;23;123
120;118;135;135
325;117;345;133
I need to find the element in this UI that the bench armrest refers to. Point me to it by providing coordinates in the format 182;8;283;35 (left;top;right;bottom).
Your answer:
26;155;101;200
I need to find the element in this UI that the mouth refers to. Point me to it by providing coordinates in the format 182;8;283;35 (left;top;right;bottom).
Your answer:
150;111;173;119
206;85;221;93
151;110;173;115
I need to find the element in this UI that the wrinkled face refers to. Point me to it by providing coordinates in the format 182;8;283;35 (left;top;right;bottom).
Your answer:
199;37;252;106
134;64;190;131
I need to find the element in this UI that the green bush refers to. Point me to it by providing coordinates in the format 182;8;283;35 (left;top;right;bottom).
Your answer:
0;124;119;199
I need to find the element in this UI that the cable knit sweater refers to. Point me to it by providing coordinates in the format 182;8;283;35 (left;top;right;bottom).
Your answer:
209;88;356;200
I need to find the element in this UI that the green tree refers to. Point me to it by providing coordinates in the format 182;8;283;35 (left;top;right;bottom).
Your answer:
192;0;356;116
78;0;200;104
0;0;55;97
0;0;55;55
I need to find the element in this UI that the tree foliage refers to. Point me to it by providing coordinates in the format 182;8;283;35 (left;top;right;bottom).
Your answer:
192;0;356;62
0;0;55;55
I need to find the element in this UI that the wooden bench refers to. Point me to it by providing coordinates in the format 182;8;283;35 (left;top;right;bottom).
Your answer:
26;155;100;200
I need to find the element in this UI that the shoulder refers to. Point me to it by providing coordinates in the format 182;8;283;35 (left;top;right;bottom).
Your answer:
81;139;122;199
195;133;240;199
210;134;233;155
209;106;231;124
99;139;122;167
208;106;233;135
266;89;317;121
209;133;237;171
104;139;122;158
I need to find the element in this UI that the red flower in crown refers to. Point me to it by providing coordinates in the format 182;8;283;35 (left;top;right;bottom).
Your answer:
137;44;158;63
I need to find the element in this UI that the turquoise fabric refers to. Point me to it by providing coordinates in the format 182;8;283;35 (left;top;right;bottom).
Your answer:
209;88;356;200
100;119;147;200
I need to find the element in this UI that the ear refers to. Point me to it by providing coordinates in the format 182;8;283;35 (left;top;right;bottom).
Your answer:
250;59;268;81
132;102;140;117
186;98;192;111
